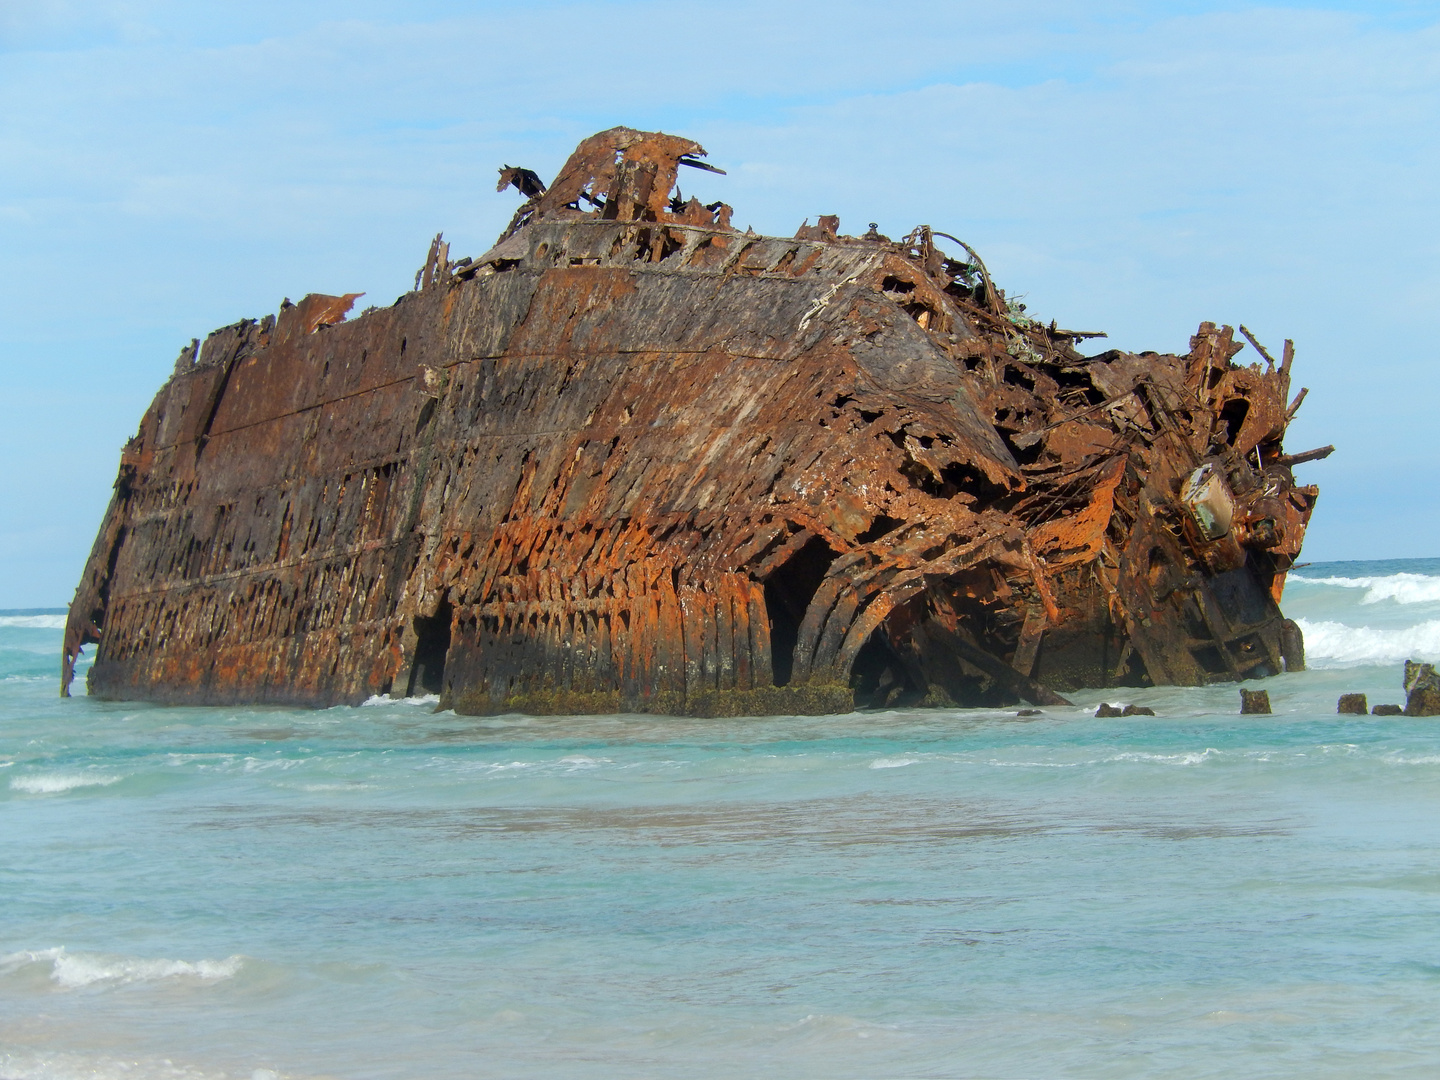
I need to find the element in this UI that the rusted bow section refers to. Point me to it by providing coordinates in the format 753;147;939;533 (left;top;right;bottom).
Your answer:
64;127;1325;714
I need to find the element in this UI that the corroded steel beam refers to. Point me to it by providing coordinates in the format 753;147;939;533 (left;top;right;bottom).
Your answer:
64;126;1321;715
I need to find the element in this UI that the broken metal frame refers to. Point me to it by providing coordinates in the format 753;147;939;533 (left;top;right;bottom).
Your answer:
64;126;1324;716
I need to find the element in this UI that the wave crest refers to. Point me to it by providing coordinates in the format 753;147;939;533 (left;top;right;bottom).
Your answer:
0;614;66;629
1291;572;1440;606
1294;617;1440;666
10;774;120;794
0;947;243;989
361;693;439;707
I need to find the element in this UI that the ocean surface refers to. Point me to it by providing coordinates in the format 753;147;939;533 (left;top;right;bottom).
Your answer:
4;559;1440;1079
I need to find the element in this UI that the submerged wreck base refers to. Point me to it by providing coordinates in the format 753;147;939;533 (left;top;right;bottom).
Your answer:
64;128;1323;716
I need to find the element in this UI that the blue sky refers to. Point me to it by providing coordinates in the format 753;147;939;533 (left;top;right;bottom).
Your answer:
2;1;1437;606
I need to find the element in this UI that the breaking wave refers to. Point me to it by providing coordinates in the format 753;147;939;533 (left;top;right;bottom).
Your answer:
0;947;243;989
0;614;66;629
361;693;440;707
1290;572;1440;606
1294;617;1440;667
10;773;121;794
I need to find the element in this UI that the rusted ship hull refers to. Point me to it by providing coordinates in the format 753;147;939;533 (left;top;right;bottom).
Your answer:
64;128;1323;715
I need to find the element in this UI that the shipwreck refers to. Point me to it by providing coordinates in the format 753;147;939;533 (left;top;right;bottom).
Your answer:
63;127;1327;715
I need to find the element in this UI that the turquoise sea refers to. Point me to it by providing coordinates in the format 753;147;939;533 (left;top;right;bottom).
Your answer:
4;559;1440;1079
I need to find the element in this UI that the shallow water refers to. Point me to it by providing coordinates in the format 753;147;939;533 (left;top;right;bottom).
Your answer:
3;561;1440;1079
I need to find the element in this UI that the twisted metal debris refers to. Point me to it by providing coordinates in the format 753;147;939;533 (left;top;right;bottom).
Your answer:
63;127;1327;715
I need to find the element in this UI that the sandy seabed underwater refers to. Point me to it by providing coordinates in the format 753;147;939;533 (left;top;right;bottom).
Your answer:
4;558;1440;1080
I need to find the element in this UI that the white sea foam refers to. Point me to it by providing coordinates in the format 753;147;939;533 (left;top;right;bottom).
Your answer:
240;757;304;773
52;952;243;989
558;754;609;766
978;749;1225;769
0;947;243;989
982;758;1088;768
1290;572;1440;606
361;693;440;706
0;1049;232;1080
10;773;120;794
1294;617;1440;667
1110;749;1219;766
869;756;919;769
0;614;66;629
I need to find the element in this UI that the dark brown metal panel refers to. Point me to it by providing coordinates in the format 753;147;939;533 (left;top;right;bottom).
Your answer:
64;129;1324;715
